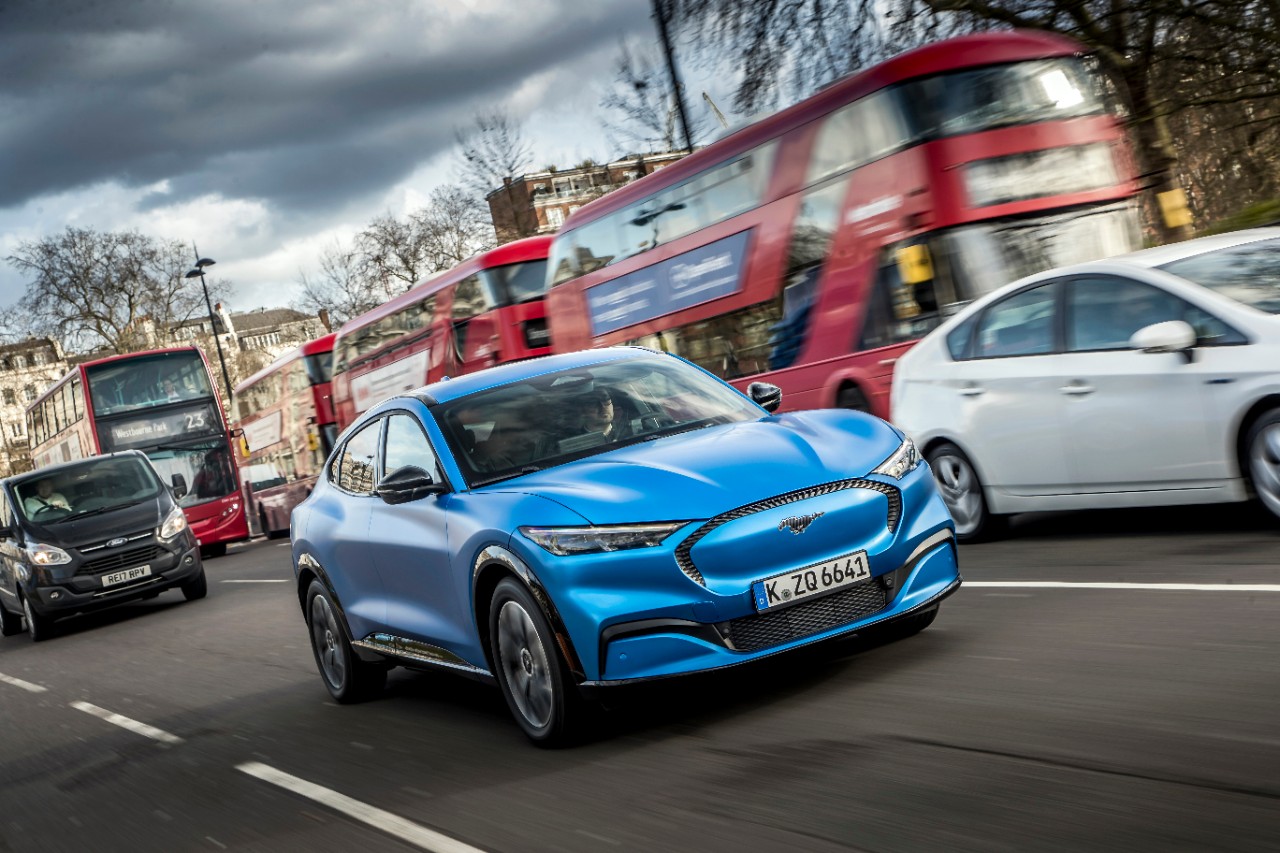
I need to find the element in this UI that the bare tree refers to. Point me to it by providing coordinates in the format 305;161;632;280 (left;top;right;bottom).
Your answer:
5;227;215;354
297;238;394;328
454;108;536;239
413;184;494;270
600;38;710;152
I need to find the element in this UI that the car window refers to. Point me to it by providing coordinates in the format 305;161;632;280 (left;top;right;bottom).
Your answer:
1066;276;1245;351
336;420;381;495
975;282;1057;358
383;413;444;484
1158;237;1280;314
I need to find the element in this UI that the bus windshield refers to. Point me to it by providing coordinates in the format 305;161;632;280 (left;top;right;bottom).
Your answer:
85;351;215;417
304;350;333;385
145;439;237;508
899;58;1105;138
486;259;549;305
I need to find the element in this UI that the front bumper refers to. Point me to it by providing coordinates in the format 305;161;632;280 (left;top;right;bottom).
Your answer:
27;544;203;616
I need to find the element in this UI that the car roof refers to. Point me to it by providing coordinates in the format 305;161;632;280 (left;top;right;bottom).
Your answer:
7;450;150;486
399;347;665;408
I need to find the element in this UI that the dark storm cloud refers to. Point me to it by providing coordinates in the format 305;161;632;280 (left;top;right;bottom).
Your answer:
0;0;653;210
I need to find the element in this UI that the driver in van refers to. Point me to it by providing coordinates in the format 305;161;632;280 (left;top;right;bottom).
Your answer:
24;478;70;515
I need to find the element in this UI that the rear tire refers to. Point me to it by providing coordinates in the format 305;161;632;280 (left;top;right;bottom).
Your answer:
837;386;870;412
305;580;386;703
182;568;208;601
1246;408;1280;522
22;596;55;642
489;577;585;747
926;442;1005;542
0;602;24;637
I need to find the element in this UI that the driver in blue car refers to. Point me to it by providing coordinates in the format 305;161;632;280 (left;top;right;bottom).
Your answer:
24;478;70;516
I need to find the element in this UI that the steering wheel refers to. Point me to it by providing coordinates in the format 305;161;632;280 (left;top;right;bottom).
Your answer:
32;503;67;519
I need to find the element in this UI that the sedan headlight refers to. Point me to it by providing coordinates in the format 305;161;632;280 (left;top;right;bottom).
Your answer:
520;523;685;556
25;544;71;566
872;436;922;480
158;506;188;541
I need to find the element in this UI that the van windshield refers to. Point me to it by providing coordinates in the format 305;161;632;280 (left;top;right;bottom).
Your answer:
13;456;162;525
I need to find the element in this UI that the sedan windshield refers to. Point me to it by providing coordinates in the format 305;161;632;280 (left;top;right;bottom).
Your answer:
437;356;765;487
1158;237;1280;314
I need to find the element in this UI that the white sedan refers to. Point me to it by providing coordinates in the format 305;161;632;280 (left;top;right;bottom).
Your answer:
891;228;1280;540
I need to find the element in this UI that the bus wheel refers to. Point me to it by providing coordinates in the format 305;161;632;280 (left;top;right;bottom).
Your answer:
202;543;228;559
837;386;870;412
0;602;24;637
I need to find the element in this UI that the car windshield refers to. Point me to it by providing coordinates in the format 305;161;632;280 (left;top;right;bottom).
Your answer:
13;456;162;525
1158;237;1280;314
436;355;765;487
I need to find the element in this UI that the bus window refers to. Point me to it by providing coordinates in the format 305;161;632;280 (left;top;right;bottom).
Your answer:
807;91;911;184
859;243;947;351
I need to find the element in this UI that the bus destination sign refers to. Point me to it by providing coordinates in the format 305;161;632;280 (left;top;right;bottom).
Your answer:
100;403;221;451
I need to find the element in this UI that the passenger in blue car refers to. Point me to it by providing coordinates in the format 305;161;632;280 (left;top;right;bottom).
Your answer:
474;412;537;472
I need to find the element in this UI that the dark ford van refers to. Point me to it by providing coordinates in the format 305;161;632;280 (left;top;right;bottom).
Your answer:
0;450;205;641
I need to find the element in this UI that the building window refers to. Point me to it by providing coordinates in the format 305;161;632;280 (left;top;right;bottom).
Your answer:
546;207;565;228
8;423;20;438
2;389;13;405
32;351;46;366
13;356;25;369
22;385;36;402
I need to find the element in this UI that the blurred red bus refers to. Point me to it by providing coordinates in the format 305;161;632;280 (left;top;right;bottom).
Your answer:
26;346;248;557
331;235;552;430
544;30;1142;417
232;332;337;538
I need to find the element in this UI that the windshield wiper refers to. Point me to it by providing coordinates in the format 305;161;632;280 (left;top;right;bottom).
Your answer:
55;500;149;523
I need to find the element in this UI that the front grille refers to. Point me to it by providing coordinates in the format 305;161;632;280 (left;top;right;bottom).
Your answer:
79;530;154;553
727;580;887;653
674;479;902;586
78;545;166;577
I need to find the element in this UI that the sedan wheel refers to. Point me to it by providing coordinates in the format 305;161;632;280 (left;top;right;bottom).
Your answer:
1247;410;1280;521
489;577;584;746
926;443;1003;542
305;580;386;703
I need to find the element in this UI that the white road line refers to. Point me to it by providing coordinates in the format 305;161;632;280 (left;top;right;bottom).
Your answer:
237;762;483;853
0;672;47;693
70;701;183;745
966;582;1280;592
220;579;289;583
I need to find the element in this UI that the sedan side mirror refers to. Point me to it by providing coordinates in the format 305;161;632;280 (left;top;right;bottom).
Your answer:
375;466;448;505
1130;320;1197;362
747;381;783;413
171;473;188;499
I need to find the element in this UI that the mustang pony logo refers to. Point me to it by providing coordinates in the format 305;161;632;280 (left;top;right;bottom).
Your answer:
778;512;825;535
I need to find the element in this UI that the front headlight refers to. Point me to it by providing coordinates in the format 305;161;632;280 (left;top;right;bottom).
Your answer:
25;544;71;566
872;436;922;480
159;506;188;540
520;523;685;556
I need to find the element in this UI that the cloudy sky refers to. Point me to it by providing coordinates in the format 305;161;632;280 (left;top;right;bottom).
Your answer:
0;0;712;318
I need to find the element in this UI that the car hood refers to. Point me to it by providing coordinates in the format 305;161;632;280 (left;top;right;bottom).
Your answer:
29;496;168;549
488;411;902;524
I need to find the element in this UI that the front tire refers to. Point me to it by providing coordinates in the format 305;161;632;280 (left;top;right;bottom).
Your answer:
926;442;1005;542
182;568;208;601
22;596;55;642
489;577;583;747
0;602;24;637
1246;408;1280;522
201;543;228;559
305;580;386;703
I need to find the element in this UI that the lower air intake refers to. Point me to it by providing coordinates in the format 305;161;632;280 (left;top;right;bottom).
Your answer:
727;580;887;652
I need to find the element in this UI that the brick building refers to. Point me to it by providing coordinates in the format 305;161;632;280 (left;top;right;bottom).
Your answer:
0;338;71;476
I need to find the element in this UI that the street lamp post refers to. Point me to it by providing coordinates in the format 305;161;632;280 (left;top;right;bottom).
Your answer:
185;256;234;407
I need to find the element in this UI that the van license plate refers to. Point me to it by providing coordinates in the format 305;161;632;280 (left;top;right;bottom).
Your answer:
752;550;870;611
101;565;152;587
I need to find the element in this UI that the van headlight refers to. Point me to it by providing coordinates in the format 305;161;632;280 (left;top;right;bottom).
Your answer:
872;437;922;480
520;523;685;556
25;544;71;566
158;507;188;541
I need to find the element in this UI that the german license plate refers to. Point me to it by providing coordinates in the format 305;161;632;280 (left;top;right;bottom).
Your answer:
752;550;870;611
101;565;151;587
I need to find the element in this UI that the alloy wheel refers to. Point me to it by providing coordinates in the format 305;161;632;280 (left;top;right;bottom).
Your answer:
496;600;554;729
310;594;346;690
1250;419;1280;519
930;450;986;538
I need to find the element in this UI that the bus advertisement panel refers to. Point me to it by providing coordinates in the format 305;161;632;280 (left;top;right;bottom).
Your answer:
232;332;336;538
544;30;1142;418
27;347;249;557
331;235;552;431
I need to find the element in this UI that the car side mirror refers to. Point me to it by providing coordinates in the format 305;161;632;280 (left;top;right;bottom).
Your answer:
1130;320;1197;362
375;466;447;504
171;473;188;499
748;381;783;413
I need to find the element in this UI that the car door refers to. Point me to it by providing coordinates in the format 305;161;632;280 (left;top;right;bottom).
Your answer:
1056;274;1228;493
945;280;1074;495
0;490;21;615
312;418;386;637
367;409;468;654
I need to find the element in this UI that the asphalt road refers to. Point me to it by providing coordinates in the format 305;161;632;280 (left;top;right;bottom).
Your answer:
1;503;1277;852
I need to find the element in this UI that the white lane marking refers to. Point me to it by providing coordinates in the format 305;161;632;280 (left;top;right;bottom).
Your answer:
0;672;47;693
221;579;289;583
237;762;483;853
966;582;1280;592
70;701;183;744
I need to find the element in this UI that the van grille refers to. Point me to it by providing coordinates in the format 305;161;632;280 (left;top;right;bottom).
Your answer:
78;545;166;576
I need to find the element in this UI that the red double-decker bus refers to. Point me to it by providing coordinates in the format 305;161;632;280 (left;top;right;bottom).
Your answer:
545;30;1142;418
331;235;552;430
232;332;337;538
26;346;249;557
